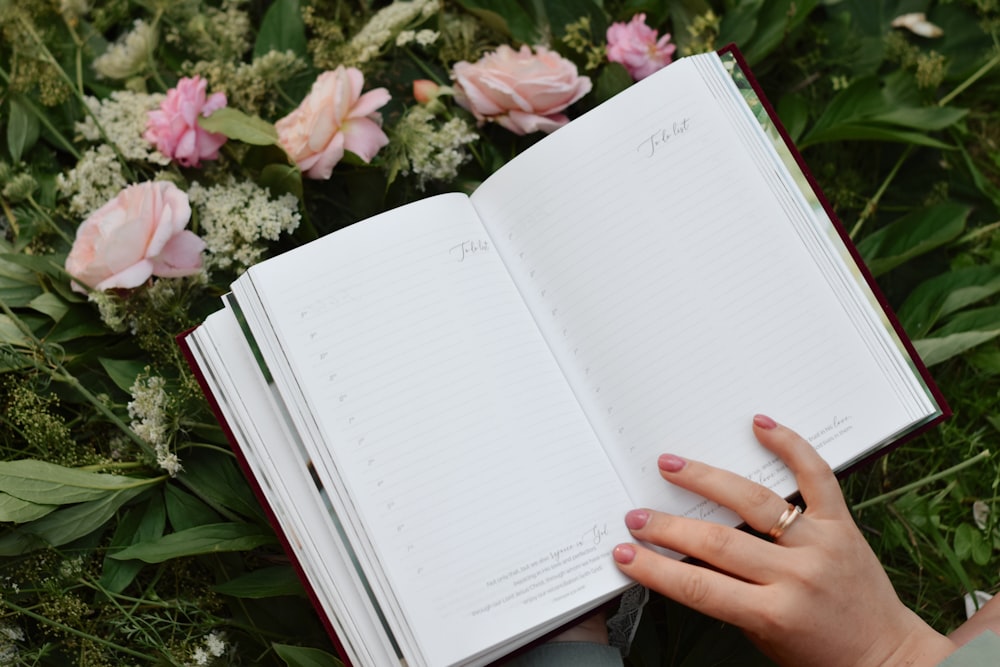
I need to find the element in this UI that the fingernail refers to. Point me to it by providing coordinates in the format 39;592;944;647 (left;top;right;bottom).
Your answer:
613;544;636;564
625;509;650;530
753;414;777;430
658;453;686;472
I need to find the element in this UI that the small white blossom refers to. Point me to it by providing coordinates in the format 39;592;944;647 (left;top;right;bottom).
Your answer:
93;20;158;80
57;145;129;217
205;631;227;657
128;373;183;476
74;91;169;164
188;178;301;274
415;29;439;46
390;107;478;189
190;647;210;666
60;0;90;20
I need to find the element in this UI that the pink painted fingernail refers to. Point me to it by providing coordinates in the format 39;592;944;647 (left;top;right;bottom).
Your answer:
658;453;686;472
613;544;636;564
625;509;650;530
753;414;777;430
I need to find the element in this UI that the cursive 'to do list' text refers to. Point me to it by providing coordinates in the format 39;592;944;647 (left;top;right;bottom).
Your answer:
636;117;692;158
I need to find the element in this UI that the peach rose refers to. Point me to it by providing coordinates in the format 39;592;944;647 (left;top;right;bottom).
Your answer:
144;76;227;167
451;45;592;135
606;14;676;81
66;181;205;293
276;66;391;180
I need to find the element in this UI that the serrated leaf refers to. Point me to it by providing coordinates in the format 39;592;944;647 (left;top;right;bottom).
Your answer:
856;203;969;277
0;486;147;556
0;459;151;504
0;491;57;522
212;565;304;598
8;97;40;163
273;643;344;667
109;522;277;563
199;108;278;146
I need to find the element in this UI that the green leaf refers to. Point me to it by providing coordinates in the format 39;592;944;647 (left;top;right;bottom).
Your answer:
0;491;57;523
0;459;155;504
867;106;969;132
0;486;147;556
856;203;969;277
898;266;1000;338
100;493;166;593
212;565;305;598
109;522;277;563
272;643;344;667
7;97;40;163
99;357;149;393
178;448;266;522
592;63;634;104
260;163;304;201
165;484;222;531
454;0;538;43
199;108;279;146
954;522;974;560
26;292;68;322
254;0;307;58
915;331;1000;367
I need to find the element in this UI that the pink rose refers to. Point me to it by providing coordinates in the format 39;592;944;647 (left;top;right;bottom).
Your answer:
606;14;676;81
66;181;205;293
275;66;391;180
144;76;228;167
451;45;592;135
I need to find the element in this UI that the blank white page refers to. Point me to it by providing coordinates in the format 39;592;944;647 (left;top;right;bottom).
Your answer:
235;194;633;667
471;54;916;521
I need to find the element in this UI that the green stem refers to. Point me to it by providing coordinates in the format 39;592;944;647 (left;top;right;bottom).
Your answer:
850;145;912;239
26;195;73;245
16;14;134;180
957;219;1000;245
0;301;154;459
78;461;147;472
939;52;1000;107
0;65;81;160
0;599;158;662
852;450;992;511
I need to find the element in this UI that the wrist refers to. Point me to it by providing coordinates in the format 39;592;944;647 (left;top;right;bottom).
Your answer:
871;623;956;667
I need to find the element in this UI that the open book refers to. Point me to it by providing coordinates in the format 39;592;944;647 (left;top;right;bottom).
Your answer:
180;46;947;667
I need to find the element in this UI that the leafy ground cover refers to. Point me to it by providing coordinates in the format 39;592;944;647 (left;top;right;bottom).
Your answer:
0;1;998;665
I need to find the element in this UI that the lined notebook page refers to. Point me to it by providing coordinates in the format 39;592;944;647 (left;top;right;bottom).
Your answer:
471;54;915;519
236;194;633;667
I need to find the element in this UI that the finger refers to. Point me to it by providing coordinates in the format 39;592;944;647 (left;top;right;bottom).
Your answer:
657;453;795;537
751;414;847;514
624;508;788;582
612;541;768;630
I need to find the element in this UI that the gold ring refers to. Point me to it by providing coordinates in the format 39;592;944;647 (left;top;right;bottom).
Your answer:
768;504;803;540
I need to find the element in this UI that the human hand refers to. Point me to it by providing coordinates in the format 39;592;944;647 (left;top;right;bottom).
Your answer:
612;414;957;667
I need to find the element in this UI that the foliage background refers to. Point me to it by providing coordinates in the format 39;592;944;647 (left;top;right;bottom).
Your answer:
1;0;999;665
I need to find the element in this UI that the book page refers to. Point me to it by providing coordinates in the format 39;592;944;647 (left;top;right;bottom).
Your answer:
471;55;921;521
233;194;633;666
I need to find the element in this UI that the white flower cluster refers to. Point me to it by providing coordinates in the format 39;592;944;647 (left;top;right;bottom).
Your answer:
56;145;128;218
128;373;182;476
187;178;301;274
346;0;441;63
396;29;440;47
74;90;169;164
93;19;158;81
187;631;228;666
59;0;90;21
394;107;478;189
